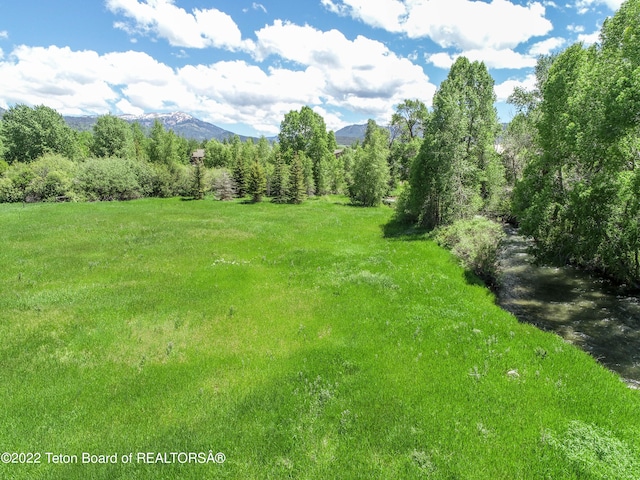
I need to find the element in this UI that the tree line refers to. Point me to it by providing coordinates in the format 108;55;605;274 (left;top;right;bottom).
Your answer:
0;104;399;206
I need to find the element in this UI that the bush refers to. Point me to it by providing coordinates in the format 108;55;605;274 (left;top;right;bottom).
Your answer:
432;217;505;288
212;168;236;201
76;157;143;201
0;176;20;203
24;154;77;202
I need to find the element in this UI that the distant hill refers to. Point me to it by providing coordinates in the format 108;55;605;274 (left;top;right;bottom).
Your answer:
334;124;367;146
1;106;377;146
63;112;255;142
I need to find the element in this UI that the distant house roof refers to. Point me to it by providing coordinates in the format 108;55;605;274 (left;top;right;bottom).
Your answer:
334;148;345;158
191;149;205;159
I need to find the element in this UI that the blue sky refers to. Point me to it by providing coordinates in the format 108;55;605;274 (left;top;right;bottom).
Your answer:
0;0;623;136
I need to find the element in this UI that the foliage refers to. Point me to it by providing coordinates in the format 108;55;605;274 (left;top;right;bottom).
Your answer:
513;0;640;284
432;216;505;287
0;104;79;163
349;123;391;206
246;161;266;203
288;154;306;204
90;114;136;159
270;153;290;204
407;57;502;228
76;157;144;201
23;153;78;202
191;158;206;200
212;168;236;200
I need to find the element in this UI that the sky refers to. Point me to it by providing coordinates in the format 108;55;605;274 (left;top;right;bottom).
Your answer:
0;0;624;137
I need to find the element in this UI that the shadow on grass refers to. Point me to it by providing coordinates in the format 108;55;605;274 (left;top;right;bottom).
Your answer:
381;216;429;241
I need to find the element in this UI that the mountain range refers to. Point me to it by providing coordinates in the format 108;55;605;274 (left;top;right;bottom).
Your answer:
0;107;368;145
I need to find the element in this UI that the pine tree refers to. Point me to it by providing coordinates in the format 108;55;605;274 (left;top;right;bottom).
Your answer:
288;154;306;204
271;154;290;203
247;161;266;203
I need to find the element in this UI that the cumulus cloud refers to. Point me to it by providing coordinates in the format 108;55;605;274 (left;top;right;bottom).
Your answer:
105;0;253;50
0;30;8;39
426;49;537;70
253;20;436;121
494;74;536;102
578;31;601;45
528;37;566;55
0;32;434;134
323;0;553;50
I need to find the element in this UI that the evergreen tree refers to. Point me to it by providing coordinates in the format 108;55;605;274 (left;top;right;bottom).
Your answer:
288;154;306;204
271;153;290;204
247;161;266;202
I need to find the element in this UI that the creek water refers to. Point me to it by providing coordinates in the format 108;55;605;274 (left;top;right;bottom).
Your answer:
496;226;640;387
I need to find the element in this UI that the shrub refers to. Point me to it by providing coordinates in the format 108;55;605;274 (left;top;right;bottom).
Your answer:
0;176;20;203
212;169;236;201
432;216;505;288
24;154;77;202
76;157;143;201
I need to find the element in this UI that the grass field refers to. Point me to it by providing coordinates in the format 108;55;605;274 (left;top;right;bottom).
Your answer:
1;196;639;479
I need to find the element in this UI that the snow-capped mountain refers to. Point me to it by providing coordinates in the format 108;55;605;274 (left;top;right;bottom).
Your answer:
63;111;254;142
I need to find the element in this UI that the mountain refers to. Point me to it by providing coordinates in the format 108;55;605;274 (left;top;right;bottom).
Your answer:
334;124;367;146
63;112;255;142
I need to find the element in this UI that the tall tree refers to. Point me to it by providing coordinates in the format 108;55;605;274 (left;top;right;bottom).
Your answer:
1;104;79;163
278;106;331;195
407;57;501;227
349;125;391;206
91;114;135;159
247;161;267;203
288;153;306;204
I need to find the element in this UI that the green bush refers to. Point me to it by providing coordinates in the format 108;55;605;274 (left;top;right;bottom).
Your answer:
0;176;20;203
432;216;505;287
24;154;77;202
76;157;143;201
0;159;9;177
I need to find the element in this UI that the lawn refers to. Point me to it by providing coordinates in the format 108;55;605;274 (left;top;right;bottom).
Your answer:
1;197;639;479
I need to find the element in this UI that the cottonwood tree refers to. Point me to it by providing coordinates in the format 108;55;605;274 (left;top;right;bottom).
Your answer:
349;121;391;206
407;57;502;227
1;104;79;163
91;114;136;159
279;106;333;195
513;0;640;283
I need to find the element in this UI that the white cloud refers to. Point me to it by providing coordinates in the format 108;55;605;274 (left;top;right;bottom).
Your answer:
0;30;8;39
494;74;537;102
252;2;267;13
578;31;601;45
324;0;553;50
105;0;253;50
528;37;566;55
253;21;436;121
0;35;434;134
427;49;536;70
574;0;623;13
567;24;585;33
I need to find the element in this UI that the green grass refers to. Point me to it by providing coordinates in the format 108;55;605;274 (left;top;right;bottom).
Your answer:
1;196;639;479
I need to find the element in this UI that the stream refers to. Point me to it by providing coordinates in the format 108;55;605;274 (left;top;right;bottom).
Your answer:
496;226;640;387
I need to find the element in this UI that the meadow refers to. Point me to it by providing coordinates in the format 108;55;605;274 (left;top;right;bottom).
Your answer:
1;197;639;479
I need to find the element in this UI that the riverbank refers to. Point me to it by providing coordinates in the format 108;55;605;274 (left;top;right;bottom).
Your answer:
496;225;640;385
